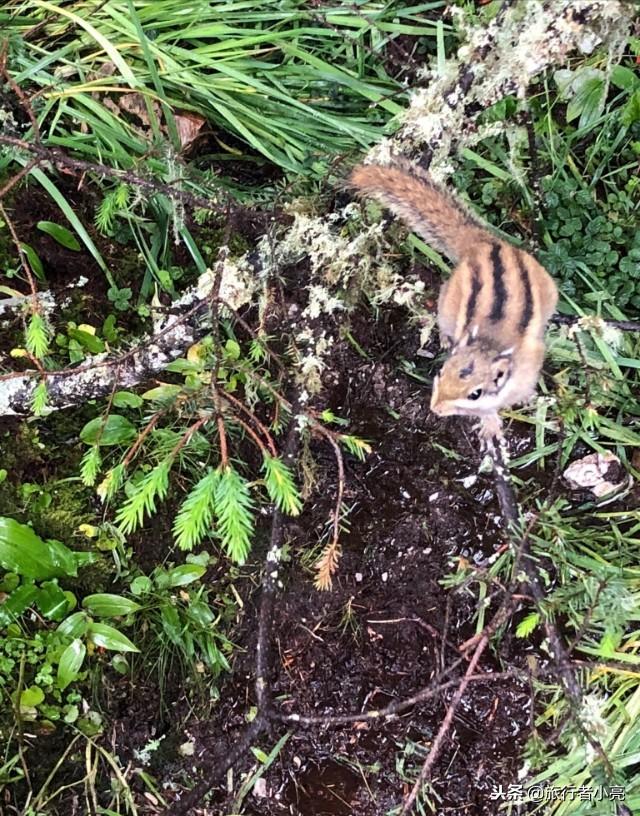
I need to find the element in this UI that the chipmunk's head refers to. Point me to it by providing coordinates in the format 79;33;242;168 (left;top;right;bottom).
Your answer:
430;330;513;417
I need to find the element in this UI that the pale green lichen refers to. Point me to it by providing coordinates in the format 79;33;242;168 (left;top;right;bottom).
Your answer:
369;0;633;174
196;256;258;310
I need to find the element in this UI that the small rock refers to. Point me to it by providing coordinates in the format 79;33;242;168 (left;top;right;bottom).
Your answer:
253;778;268;798
563;452;631;499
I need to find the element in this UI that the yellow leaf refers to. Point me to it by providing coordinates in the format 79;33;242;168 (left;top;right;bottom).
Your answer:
97;470;113;501
187;342;205;363
78;523;98;538
77;324;96;335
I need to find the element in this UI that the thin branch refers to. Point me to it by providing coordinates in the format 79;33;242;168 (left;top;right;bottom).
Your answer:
0;201;41;315
277;670;521;727
0;158;41;200
401;636;489;815
222;390;278;457
551;313;640;333
0;134;227;213
0;297;211;415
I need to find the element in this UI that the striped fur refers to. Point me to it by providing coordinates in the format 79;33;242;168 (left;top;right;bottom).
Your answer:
349;162;558;421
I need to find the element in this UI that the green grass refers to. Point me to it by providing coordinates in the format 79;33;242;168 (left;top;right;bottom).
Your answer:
2;0;445;177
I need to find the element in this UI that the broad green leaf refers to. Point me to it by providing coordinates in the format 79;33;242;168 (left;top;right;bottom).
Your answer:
112;391;143;409
57;639;86;690
141;384;182;402
165;358;202;374
166;564;206;587
0;572;19;592
566;76;605;129
611;65;640;90
20;686;45;707
37;220;81;251
129;576;152;596
63;704;80;723
37;580;71;620
622;89;640;126
80;415;137;446
160;603;182;646
0;583;39;626
67;328;105;354
187;600;214;627
57;611;90;639
82;594;141;617
111;654;130;675
20;243;44;280
0;517;92;580
102;314;118;343
88;622;139;653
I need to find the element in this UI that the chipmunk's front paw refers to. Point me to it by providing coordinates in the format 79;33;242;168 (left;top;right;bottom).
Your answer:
476;413;503;441
440;334;453;351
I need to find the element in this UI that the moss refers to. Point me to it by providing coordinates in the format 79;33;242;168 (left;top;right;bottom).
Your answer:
1;419;87;534
197;222;252;261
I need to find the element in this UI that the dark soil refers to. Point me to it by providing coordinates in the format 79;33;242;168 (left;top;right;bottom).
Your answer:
146;307;535;816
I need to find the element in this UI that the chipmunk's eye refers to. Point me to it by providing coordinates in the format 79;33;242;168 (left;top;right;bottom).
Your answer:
468;388;483;401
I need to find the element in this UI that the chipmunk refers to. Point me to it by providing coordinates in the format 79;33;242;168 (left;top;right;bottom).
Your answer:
349;161;558;437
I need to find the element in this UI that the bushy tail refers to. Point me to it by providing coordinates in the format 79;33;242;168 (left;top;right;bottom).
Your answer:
349;161;490;262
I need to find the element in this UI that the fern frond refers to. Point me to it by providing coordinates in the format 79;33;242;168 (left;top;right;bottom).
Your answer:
338;434;372;462
97;463;126;503
116;458;172;535
173;468;219;551
262;455;302;516
31;380;49;416
81;446;102;487
96;184;130;233
214;466;254;564
248;337;268;363
516;612;541;639
26;313;50;358
314;538;342;591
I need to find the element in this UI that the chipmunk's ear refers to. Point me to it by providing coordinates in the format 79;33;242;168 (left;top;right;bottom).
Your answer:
490;352;512;389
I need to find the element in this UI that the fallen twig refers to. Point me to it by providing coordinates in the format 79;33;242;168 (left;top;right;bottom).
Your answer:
0;134;226;213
